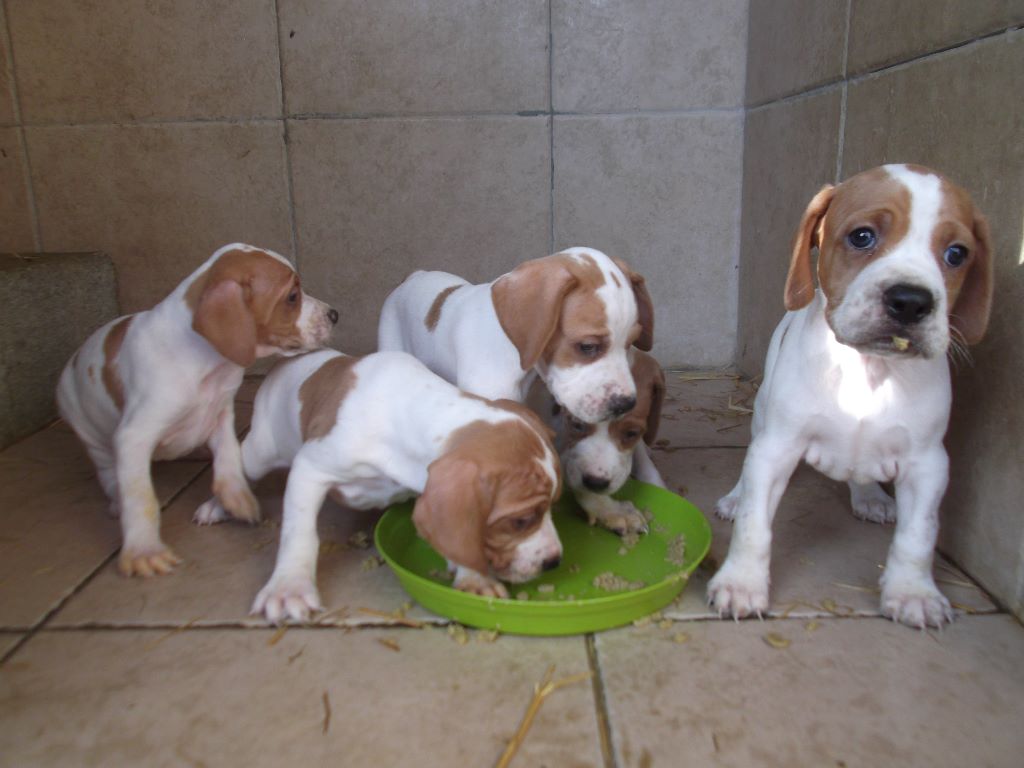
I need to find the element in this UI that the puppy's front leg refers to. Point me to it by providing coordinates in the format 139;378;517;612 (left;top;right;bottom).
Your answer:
575;489;649;536
880;448;952;628
114;418;181;577
252;456;329;624
632;442;667;488
203;402;260;525
707;437;801;618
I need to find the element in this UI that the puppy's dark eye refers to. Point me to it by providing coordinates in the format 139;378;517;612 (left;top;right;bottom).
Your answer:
944;245;968;268
511;512;540;532
287;290;300;305
576;342;599;357
623;429;641;441
847;227;877;250
567;416;588;433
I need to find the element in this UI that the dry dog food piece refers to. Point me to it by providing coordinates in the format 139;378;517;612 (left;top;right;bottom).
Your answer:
891;335;910;351
537;584;555;594
592;572;646;592
515;591;530;601
568;563;581;574
665;534;687;566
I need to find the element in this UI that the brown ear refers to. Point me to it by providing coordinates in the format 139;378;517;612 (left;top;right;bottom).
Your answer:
412;455;490;574
950;211;994;345
785;184;835;311
631;353;665;445
192;279;257;366
491;257;578;370
613;258;654;351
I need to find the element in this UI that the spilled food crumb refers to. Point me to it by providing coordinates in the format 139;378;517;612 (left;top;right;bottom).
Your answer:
592;572;646;592
665;534;687;566
763;632;790;649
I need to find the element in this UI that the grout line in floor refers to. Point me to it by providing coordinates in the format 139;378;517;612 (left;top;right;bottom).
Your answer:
585;633;619;768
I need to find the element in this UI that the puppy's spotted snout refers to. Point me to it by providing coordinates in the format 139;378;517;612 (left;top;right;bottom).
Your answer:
327;308;339;325
883;284;934;326
608;394;636;417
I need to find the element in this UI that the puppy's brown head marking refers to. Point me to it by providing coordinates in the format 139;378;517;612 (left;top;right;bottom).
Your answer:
188;248;304;367
424;284;461;331
412;416;558;575
298;354;361;441
102;316;134;410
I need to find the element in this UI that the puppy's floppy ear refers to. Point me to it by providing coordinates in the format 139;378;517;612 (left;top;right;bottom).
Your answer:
413;455;490;574
950;210;994;345
192;278;258;367
613;258;654;351
491;257;578;370
784;184;835;311
644;364;666;446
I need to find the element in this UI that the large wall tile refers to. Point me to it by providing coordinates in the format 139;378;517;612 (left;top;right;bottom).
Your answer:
27;123;293;312
0;3;16;124
7;0;281;122
290;117;550;354
279;0;548;116
848;0;1019;75
745;0;848;105
0;128;34;250
736;90;841;375
553;114;743;367
553;0;747;111
843;32;1024;616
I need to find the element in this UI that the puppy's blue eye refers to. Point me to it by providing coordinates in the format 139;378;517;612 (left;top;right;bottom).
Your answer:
944;245;968;268
847;227;877;250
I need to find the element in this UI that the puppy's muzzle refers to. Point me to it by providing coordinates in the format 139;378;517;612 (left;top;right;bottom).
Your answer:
883;284;935;326
608;394;636;418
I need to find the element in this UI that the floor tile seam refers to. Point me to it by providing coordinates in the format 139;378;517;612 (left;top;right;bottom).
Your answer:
585;634;619;768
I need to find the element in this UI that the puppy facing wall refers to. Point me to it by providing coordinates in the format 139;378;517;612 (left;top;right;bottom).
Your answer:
57;243;336;577
707;165;993;628
198;349;563;624
377;247;654;424
532;349;666;534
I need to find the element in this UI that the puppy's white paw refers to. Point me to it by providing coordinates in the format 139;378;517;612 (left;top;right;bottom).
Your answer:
193;497;230;525
707;559;769;619
849;482;896;524
214;479;261;525
453;569;509;599
881;581;952;628
118;543;182;578
715;493;740;521
585;499;649;536
252;575;323;624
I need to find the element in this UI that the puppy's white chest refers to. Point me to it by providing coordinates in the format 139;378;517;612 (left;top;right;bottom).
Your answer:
804;414;911;484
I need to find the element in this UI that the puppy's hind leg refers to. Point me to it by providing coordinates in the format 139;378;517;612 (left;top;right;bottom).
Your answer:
206;401;260;524
849;481;896;524
632;442;667;488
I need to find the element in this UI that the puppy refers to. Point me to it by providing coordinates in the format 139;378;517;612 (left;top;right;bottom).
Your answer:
197;349;563;623
707;165;993;628
533;349;666;534
377;247;654;424
57;243;336;577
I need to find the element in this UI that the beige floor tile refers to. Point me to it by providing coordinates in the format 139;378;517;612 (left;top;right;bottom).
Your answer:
52;468;434;628
647;447;995;620
0;628;601;767
0;422;208;629
596;614;1024;768
0;3;15;125
655;374;755;453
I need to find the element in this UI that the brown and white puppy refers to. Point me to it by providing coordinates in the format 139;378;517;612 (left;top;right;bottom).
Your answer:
57;243;336;577
708;165;993;628
377;247;654;424
532;349;666;533
198;349;563;624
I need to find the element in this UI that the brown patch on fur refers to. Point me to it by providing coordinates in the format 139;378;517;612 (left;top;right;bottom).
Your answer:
412;416;558;575
102;316;134;409
299;355;361;440
612;257;655;351
424;284;461;331
189;248;303;367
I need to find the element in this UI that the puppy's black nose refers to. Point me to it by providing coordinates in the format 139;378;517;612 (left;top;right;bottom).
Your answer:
883;284;934;325
582;474;610;492
542;555;562;572
327;308;339;325
608;394;636;417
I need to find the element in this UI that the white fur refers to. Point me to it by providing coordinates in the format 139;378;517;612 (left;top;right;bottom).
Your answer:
708;166;959;628
232;350;562;623
377;247;639;423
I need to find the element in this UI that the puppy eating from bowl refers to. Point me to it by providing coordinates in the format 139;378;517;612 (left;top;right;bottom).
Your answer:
707;164;993;628
195;349;563;624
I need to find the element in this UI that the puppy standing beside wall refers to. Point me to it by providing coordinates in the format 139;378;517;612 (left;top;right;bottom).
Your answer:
198;350;564;623
707;165;993;628
57;244;337;577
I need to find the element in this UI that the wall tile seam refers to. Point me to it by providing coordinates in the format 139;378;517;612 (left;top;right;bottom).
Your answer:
585;634;618;768
834;0;852;184
271;0;299;269
547;0;555;254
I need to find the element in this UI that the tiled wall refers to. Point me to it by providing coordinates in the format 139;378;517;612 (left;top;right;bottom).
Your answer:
0;0;748;367
738;0;1024;617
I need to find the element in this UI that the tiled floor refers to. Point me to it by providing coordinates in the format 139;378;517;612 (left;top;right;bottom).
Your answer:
1;374;1021;767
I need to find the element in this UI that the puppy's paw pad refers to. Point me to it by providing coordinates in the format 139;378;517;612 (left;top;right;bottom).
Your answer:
193;498;230;526
118;546;182;578
715;495;740;521
252;577;322;624
881;588;952;629
453;572;509;599
707;564;769;619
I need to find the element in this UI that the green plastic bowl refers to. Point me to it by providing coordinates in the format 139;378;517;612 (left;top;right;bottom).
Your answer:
374;479;711;636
